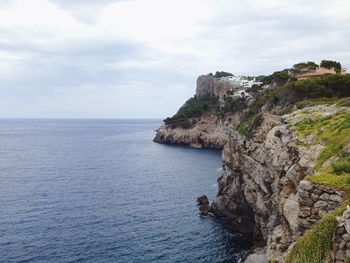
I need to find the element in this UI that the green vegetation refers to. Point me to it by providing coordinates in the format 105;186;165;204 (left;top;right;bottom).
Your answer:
214;71;234;78
294;97;340;109
332;159;350;175
165;62;350;136
292;61;319;73
236;89;278;136
246;84;263;94
337;97;350;107
219;97;247;116
307;169;350;196
164;95;219;128
320;60;342;72
285;205;346;263
287;110;350;263
295;111;350;168
262;70;290;85
286;167;350;263
281;74;350;104
235;69;350;138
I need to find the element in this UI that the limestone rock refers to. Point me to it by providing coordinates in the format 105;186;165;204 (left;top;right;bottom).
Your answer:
196;74;239;99
299;180;313;191
153;113;232;149
197;195;209;205
283;194;300;234
244;248;267;263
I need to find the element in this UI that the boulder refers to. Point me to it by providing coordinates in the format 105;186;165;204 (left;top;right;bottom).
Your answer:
199;205;210;215
283;194;300;234
244;248;267;263
197;195;209;205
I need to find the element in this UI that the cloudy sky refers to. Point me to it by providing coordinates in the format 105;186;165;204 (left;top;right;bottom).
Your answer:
0;0;349;118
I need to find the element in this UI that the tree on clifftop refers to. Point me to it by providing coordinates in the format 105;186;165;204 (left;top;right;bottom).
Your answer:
214;71;234;78
320;60;342;72
292;61;319;73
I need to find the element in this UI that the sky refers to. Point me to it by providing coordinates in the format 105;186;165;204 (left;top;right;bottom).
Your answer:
0;0;349;118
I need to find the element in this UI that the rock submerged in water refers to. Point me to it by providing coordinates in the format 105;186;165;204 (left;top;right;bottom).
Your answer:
197;195;209;205
199;205;210;215
197;195;211;215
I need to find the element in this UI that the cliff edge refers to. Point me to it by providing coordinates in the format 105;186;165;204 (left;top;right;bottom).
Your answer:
154;62;350;262
212;105;349;262
154;73;242;149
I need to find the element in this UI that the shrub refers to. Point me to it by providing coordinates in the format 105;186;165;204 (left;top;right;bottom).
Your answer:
164;95;219;128
261;70;290;85
214;71;234;78
295;111;350;168
337;97;350;107
246;84;263;94
292;61;319;74
222;97;247;114
320;60;342;71
332;159;350;175
237;122;248;135
285;206;344;263
281;74;350;105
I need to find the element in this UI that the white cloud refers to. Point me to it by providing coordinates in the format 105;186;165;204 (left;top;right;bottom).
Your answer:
0;0;349;117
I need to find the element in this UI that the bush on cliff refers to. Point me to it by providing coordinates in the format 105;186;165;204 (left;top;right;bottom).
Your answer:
236;74;350;137
236;89;278;137
286;108;350;263
221;97;247;114
281;74;350;104
292;61;319;74
214;71;234;78
164;95;219;128
262;70;290;85
320;59;342;72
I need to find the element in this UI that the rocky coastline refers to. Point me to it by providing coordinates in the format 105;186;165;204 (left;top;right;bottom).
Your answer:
210;106;347;261
153;113;233;149
154;70;350;262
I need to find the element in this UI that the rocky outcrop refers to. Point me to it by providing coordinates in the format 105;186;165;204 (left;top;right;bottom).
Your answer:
154;74;243;149
210;106;347;262
154;113;241;149
297;181;344;231
244;247;267;263
197;195;211;215
196;74;239;99
332;207;350;262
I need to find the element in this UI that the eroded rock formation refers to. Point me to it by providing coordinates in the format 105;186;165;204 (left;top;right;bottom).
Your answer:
154;113;241;149
210;106;346;261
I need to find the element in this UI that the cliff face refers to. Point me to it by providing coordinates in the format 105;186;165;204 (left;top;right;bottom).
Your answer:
211;105;347;262
154;74;241;149
196;74;238;99
154;113;240;149
154;70;350;262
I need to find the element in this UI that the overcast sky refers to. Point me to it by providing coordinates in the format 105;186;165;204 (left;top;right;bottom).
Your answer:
0;0;349;118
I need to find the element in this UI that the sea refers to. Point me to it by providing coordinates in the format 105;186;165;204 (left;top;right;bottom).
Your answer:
0;119;250;263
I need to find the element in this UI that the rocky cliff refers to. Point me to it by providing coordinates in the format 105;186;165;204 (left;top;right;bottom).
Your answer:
211;105;349;262
196;74;238;99
154;112;240;149
154;74;241;149
154;68;350;262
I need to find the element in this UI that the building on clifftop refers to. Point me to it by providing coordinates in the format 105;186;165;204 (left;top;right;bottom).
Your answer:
297;67;347;80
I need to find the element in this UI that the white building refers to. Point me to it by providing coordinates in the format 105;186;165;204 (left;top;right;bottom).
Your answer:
233;90;251;98
220;76;263;89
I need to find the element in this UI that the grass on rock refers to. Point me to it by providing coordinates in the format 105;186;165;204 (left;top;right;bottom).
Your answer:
285;108;350;263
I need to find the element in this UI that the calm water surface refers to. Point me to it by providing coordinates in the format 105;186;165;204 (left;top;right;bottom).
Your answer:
0;119;250;262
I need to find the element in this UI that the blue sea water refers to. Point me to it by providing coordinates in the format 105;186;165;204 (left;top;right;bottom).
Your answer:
0;119;250;263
